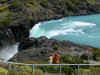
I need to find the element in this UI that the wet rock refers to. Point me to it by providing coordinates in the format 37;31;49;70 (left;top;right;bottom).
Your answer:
11;47;54;62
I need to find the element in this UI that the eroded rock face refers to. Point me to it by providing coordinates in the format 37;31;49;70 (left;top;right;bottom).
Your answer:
11;47;54;62
18;36;57;51
10;36;92;62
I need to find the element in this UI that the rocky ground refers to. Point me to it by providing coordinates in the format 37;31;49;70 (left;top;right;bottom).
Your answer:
9;36;92;63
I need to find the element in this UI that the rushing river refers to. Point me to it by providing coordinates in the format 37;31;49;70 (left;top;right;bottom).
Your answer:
0;44;18;61
30;14;100;48
1;14;100;61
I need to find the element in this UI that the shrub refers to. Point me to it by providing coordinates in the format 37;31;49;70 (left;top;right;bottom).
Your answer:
32;69;44;75
0;13;12;28
61;56;83;64
12;2;21;7
80;69;90;75
7;65;44;75
93;48;100;56
7;70;29;75
0;4;9;12
40;0;48;8
53;44;59;51
80;53;88;60
39;66;57;73
87;0;96;5
65;0;76;9
64;10;73;16
39;66;74;75
24;0;36;8
62;66;74;75
0;67;8;75
0;0;9;3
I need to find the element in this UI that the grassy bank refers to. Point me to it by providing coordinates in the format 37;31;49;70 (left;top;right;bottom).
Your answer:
0;64;100;75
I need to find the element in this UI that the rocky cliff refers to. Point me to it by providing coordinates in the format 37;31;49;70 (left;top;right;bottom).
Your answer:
10;36;91;63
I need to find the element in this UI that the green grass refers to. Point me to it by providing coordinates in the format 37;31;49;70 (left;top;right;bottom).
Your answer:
0;65;44;75
0;67;8;74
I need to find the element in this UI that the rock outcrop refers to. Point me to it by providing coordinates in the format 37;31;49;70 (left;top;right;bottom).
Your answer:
10;36;92;63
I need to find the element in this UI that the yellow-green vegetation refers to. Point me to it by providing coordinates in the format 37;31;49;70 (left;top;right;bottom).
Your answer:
93;48;100;61
0;67;8;74
87;0;96;5
0;4;12;28
1;64;100;75
0;4;9;12
12;1;21;7
0;13;12;28
80;69;91;75
7;71;29;75
64;10;73;16
80;66;100;75
7;69;44;75
24;0;36;8
23;60;48;64
93;48;100;56
28;16;33;20
80;53;88;60
0;65;45;75
65;0;76;9
38;65;74;75
0;0;9;3
40;0;48;8
61;56;84;64
53;44;59;51
65;0;97;10
32;69;44;75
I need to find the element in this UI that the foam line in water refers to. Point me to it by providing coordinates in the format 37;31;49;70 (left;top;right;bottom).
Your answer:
30;20;96;38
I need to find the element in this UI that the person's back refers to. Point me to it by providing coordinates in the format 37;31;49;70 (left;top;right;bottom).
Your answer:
53;52;60;64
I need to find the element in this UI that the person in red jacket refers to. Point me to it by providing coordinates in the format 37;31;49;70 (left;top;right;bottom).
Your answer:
53;52;60;64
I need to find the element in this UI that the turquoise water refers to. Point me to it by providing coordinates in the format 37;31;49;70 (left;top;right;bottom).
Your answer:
30;14;100;48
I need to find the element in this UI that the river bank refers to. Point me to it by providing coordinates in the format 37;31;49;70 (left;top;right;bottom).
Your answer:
9;36;98;63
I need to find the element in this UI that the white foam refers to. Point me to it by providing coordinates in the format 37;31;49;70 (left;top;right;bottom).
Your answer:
30;22;42;38
58;19;63;22
62;21;96;28
46;28;85;38
30;20;96;38
72;21;96;27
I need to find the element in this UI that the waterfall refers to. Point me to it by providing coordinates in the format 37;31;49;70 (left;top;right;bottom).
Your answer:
0;43;18;62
